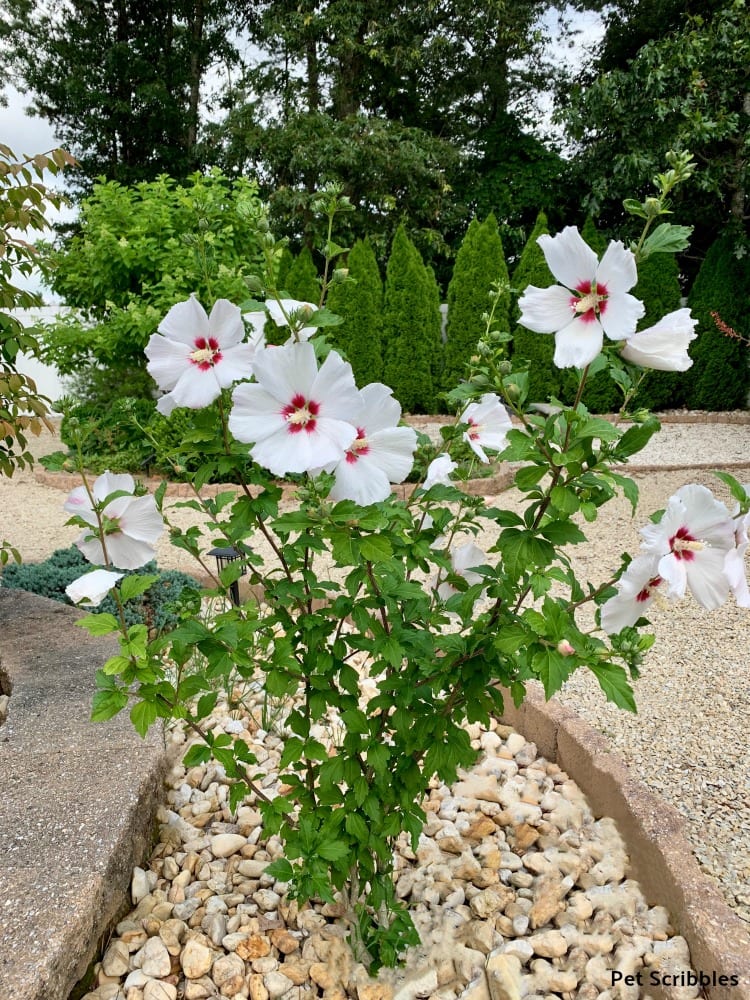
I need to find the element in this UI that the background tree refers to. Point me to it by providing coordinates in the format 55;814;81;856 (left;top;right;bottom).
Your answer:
510;211;562;403
382;226;442;414
684;229;750;410
284;246;321;304
561;0;750;270
0;0;241;189
326;238;384;385
442;215;508;392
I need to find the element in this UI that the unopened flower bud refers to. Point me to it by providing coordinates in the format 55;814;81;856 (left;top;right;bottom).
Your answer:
557;639;575;657
244;274;264;294
331;267;349;283
498;360;512;375
644;197;662;217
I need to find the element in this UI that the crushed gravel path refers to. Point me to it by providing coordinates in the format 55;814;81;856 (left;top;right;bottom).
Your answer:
2;416;749;927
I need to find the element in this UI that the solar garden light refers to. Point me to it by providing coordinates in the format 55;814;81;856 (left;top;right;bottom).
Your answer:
208;545;246;606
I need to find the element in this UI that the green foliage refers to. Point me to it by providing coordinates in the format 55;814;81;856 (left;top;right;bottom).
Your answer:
58;397;157;475
563;1;750;266
442;215;509;392
326;239;384;384
510;211;562;402
41;171;265;400
685;229;750;410
0;0;241;190
0;145;72;479
1;546;197;632
284;246;321;304
382;226;442;414
631;253;685;410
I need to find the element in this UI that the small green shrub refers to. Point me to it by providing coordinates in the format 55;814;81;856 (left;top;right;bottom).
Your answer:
1;546;198;633
59;396;157;474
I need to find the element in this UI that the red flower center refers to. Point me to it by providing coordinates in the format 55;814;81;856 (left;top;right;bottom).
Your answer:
467;417;481;441
345;428;370;463
668;525;702;561
190;336;222;370
571;281;608;323
282;393;320;434
636;575;663;602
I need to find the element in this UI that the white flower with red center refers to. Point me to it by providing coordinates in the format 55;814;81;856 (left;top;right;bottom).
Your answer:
228;341;362;476
621;308;698;371
266;298;317;342
145;296;258;415
323;383;418;505
600;555;669;633
639;483;736;609
460;393;512;463
64;472;164;570
434;541;487;601
66;569;124;607
517;226;645;369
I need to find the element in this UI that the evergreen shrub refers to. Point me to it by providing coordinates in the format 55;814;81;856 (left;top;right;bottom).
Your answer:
510;211;561;402
382;226;442;413
284;246;321;304
1;546;198;633
442;215;509;392
685;230;750;410
326;238;384;384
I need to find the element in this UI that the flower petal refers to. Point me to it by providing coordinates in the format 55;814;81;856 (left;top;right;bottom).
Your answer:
251;341;318;403
595;239;638;294
538;227;598;290
65;569;124;606
229;384;288;443
599;292;645;342
167;363;223;410
553;318;604;368
208;299;245;347
157;296;209;346
621;309;697;371
145;332;191;391
517;285;575;334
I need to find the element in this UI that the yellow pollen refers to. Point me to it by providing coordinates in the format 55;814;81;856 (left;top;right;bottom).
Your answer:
351;436;369;452
287;407;313;425
574;291;603;314
190;347;215;364
673;538;704;553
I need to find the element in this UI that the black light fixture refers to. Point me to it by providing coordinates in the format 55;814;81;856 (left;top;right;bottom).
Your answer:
208;545;246;606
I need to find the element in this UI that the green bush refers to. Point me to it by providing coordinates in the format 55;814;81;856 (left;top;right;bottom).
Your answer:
382;226;442;414
284;246;321;304
442;214;509;392
510;211;562;402
1;546;198;633
685;230;750;411
59;396;157;474
326;238;384;384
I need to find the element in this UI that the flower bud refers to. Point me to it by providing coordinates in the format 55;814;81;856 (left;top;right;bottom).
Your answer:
557;639;575;657
498;360;512;375
644;197;662;218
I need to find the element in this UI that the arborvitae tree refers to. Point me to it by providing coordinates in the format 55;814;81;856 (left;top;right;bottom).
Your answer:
442;214;509;392
326;238;384;384
276;246;294;291
580;214;607;256
285;246;321;304
382;225;442;414
425;263;445;404
685;230;750;411
631;252;684;411
510;211;562;402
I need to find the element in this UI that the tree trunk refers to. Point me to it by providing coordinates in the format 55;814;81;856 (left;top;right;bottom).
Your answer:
187;0;206;168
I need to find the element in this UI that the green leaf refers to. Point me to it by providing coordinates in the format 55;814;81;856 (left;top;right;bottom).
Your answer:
541;521;587;545
101;654;132;676
614;418;660;459
76;613;120;636
119;573;159;603
90;687;128;722
318;839;350;862
183;743;212;767
130;700;157;738
641;223;693;257
533;647;574;700
514;464;547;491
360;535;393;562
589;663;637;712
550;485;579;516
265;858;292;882
713;471;749;507
345;812;370;843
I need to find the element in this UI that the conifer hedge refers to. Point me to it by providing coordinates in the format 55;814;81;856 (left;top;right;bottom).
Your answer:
382;226;442;413
685;230;750;410
285;246;320;304
326;238;384;384
442;214;509;392
510;211;561;402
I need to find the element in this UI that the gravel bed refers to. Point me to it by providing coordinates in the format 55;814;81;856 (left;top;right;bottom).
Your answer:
2;419;749;930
